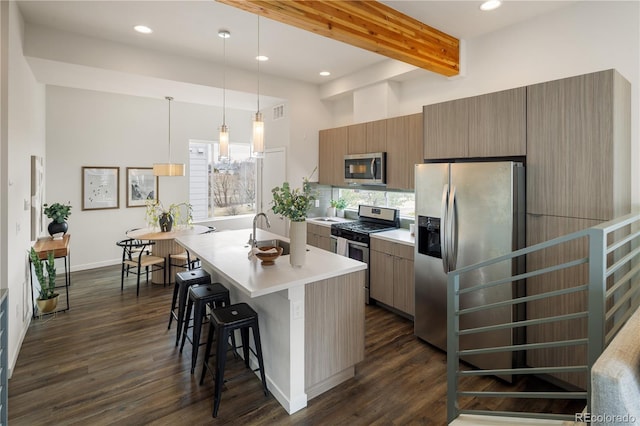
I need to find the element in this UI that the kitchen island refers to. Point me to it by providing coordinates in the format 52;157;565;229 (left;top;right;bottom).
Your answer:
176;228;367;414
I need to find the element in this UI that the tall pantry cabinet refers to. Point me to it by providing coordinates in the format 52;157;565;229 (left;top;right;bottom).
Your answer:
525;69;631;390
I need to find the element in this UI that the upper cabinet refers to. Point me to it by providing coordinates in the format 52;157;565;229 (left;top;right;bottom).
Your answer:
526;69;630;220
468;88;526;157
423;87;526;160
423;98;469;159
347;120;387;154
319;127;348;186
386;113;423;190
319;114;418;190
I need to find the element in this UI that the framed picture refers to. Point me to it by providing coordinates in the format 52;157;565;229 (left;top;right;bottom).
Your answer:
82;166;120;210
126;167;159;207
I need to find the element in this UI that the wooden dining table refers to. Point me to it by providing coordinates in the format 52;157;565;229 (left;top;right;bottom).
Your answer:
126;225;209;284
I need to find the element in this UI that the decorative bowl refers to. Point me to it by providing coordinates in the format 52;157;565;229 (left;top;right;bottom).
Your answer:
255;246;283;265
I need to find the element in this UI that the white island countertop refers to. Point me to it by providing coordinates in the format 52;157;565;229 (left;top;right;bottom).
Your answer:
176;228;367;298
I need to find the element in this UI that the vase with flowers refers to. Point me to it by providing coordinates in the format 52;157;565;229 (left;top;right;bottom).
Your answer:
271;169;317;267
145;200;193;232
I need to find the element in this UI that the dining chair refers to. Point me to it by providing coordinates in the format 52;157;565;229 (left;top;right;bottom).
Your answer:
116;239;166;296
170;226;217;272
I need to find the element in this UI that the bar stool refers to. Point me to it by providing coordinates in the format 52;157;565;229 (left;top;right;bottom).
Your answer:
180;283;231;373
199;302;268;418
168;269;211;346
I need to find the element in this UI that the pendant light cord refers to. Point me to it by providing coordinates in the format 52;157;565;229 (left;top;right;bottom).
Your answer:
166;96;173;161
257;15;260;113
222;34;226;126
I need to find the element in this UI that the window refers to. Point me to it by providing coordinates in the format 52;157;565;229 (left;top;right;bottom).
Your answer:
337;188;415;218
189;140;256;220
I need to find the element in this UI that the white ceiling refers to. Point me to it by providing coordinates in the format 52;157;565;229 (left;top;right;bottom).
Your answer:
17;1;576;84
16;0;577;110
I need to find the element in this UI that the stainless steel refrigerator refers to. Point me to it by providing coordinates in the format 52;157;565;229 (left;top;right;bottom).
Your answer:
414;161;525;375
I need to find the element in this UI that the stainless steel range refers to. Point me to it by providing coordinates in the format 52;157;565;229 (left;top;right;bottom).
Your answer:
330;205;400;303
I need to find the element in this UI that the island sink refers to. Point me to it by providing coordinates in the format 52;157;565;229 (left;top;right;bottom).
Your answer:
256;239;290;255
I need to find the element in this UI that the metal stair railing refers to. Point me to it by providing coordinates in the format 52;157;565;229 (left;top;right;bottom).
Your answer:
446;211;640;423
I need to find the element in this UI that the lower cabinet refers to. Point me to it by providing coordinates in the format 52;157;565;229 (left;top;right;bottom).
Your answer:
307;223;332;252
370;238;414;316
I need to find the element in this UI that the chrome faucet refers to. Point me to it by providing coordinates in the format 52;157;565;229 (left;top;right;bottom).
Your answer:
252;212;271;247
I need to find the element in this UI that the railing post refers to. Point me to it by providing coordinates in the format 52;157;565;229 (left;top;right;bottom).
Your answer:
447;272;460;424
587;228;606;413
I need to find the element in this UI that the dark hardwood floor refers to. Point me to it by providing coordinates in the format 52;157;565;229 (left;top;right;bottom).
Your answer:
9;266;584;425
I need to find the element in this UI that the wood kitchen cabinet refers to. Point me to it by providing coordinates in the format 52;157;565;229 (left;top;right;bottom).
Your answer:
307;223;332;252
468;87;526;157
318;127;348;186
423;98;469;159
347;120;386;154
423;87;526;160
527;69;630;220
370;237;415;316
347;123;366;154
386;113;423;190
525;214;600;390
525;69;631;391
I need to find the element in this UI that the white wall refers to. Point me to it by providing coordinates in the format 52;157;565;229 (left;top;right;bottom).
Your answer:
45;86;267;270
6;1;46;374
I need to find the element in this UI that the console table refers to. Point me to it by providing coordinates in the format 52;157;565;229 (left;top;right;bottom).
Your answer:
30;234;71;317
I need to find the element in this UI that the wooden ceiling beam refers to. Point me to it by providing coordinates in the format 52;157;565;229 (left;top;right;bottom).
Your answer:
216;0;460;77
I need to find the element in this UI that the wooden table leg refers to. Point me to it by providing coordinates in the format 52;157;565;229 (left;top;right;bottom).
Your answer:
152;240;183;285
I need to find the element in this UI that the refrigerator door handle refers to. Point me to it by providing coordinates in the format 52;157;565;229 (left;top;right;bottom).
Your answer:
440;184;449;273
448;185;458;271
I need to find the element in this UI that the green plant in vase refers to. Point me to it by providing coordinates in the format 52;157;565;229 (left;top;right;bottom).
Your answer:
44;201;72;238
271;168;317;267
29;247;59;314
145;200;193;232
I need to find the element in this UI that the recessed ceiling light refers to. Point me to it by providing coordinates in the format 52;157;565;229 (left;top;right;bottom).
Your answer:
256;55;269;62
319;71;331;77
133;25;153;34
480;0;502;11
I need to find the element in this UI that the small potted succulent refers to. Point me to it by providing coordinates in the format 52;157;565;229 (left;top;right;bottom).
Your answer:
29;247;58;314
44;201;72;238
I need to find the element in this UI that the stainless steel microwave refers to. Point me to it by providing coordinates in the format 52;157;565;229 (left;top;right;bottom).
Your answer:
344;152;386;185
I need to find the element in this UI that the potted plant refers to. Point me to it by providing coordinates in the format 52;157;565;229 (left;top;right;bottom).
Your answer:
329;198;347;217
29;247;58;314
271;169;317;267
44;201;71;238
145;200;193;232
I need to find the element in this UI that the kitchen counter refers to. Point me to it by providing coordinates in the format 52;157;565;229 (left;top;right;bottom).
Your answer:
306;216;354;228
175;228;366;415
372;228;415;246
177;228;365;298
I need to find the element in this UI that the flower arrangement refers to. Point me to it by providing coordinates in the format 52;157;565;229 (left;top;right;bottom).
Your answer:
44;202;72;223
29;248;57;300
145;200;193;229
271;169;317;222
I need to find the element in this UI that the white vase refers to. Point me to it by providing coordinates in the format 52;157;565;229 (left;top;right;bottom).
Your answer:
289;220;307;267
326;207;336;217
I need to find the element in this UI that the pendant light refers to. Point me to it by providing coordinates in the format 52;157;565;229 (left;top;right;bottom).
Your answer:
153;96;185;176
252;16;265;158
218;29;230;159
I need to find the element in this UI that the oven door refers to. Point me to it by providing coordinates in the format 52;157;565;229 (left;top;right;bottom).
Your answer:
331;236;370;303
